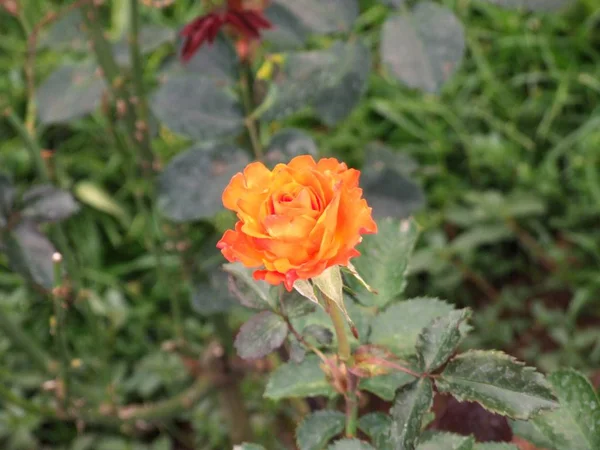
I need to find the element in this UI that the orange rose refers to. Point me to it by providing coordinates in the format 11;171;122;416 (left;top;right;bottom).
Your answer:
217;155;377;290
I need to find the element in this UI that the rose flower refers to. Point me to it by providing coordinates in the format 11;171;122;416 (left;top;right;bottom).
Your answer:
217;155;377;290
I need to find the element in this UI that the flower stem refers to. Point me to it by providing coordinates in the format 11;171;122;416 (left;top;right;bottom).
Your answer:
129;0;154;167
52;254;70;409
325;295;351;362
345;390;359;437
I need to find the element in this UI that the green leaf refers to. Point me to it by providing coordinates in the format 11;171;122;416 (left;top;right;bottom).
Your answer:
265;129;318;168
448;225;512;255
296;410;345;450
360;371;415;401
264;41;371;125
263;3;309;50
303;324;333;346
389;378;433;450
265;355;334;400
38;10;86;52
312;42;371;126
327;439;375;450
361;145;424;220
548;369;600;449
381;2;465;93
0;173;15;228
151;75;244;140
347;218;419;308
358;413;392;448
369;298;455;355
473;444;518;450
112;25;175;65
36;63;105;125
19;185;80;223
234;311;288;360
436;350;557;420
191;269;236;316
223;262;277;311
416;308;471;373
312;266;355;327
73;181;131;226
509;419;557;450
416;432;474;450
4;223;56;289
271;0;359;35
518;368;600;450
156;145;250;222
477;0;571;11
233;444;266;450
280;290;317;318
171;34;239;85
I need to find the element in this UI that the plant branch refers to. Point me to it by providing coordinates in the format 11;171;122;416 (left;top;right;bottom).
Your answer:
81;3;143;160
277;288;327;362
129;0;154;166
344;389;359;438
240;62;264;160
51;254;70;409
114;376;211;422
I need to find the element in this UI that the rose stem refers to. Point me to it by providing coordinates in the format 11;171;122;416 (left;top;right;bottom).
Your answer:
323;293;359;436
325;295;351;363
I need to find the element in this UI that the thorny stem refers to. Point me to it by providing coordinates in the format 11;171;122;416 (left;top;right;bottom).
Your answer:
240;61;264;160
52;254;70;409
129;0;154;167
81;3;144;162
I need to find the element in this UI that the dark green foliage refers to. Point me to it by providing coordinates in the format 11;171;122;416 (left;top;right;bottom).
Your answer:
234;311;288;359
296;410;345;450
388;378;434;450
36;63;106;125
380;2;465;93
416;308;471;372
264;355;334;400
436;350;557;419
347;218;419;308
151;76;245;140
156;145;250;222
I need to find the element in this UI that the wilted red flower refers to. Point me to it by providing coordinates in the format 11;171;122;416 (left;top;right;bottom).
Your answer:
180;0;272;62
